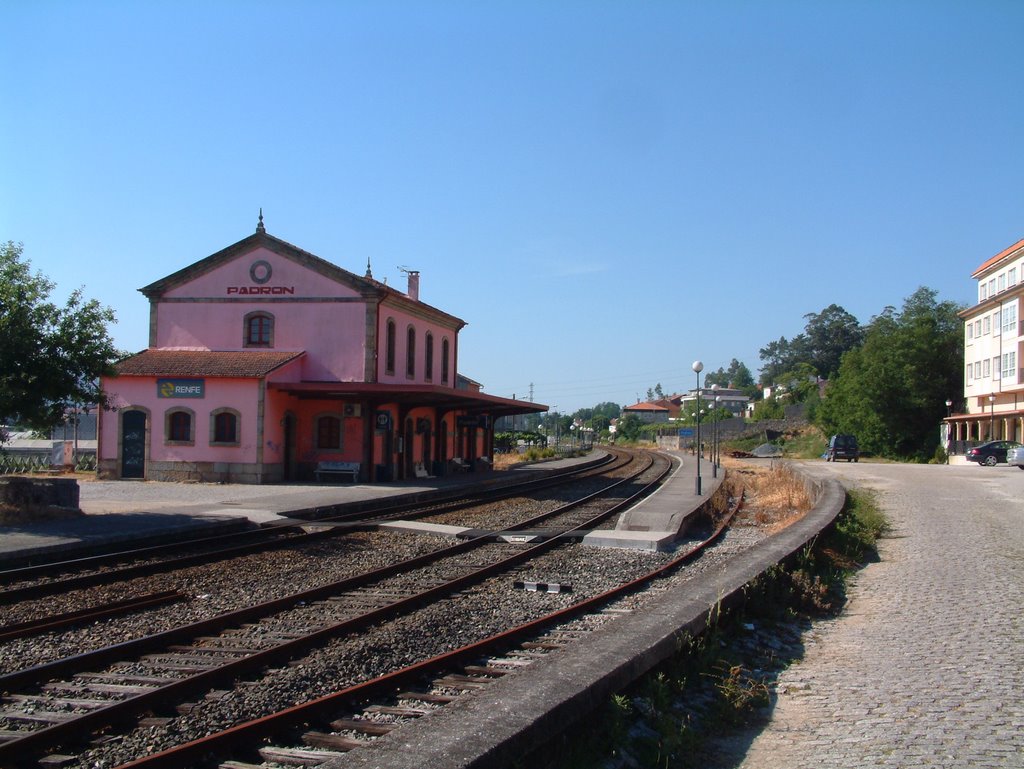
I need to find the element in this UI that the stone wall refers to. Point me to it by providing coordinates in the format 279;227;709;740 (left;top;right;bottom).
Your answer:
0;476;80;511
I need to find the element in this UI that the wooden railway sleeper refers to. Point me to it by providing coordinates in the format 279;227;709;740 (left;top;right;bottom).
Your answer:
257;744;346;766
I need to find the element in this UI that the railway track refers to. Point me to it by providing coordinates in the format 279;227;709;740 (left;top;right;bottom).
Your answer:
0;449;624;604
0;449;676;767
0;451;642;658
111;475;745;769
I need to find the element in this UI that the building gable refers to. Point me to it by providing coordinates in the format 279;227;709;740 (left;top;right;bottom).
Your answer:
141;230;377;302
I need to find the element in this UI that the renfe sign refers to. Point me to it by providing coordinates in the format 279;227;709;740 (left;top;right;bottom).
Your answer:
158;379;205;398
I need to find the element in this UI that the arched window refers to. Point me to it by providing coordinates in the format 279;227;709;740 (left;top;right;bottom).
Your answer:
425;332;434;381
165;408;194;444
385;319;396;375
406;326;416;378
441;338;450;384
244;312;274;347
316;414;343;450
210;408;240;446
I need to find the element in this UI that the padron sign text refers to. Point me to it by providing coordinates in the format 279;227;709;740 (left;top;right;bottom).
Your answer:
226;286;295;295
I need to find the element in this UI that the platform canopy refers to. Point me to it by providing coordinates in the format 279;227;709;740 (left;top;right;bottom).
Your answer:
267;381;546;418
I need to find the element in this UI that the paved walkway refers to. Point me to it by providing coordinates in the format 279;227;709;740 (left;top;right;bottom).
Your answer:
712;461;1024;768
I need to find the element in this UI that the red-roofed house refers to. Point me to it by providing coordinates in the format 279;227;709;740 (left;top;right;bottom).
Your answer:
622;402;670;423
98;218;544;483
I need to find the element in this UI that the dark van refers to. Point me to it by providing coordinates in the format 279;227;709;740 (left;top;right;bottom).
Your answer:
826;434;859;462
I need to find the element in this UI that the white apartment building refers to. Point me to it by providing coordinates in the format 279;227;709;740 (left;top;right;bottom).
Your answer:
949;237;1024;448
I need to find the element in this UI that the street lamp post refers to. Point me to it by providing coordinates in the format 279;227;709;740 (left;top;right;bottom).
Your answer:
714;393;722;474
692;360;704;495
945;398;953;463
710;384;720;478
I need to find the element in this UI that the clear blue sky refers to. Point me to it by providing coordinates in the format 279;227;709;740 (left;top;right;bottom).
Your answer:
3;1;1022;415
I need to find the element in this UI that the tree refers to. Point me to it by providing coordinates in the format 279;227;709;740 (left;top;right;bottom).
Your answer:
591;402;621;420
801;304;864;380
758;336;802;386
615;413;642;442
759;304;862;385
774;361;820;402
817;287;963;460
645;383;665;401
705;358;755;391
0;242;120;439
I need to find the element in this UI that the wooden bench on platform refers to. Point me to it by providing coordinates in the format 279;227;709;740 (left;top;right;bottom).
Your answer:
315;461;360;483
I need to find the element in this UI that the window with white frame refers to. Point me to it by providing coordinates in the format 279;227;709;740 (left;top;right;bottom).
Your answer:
975;361;982;379
989;278;996;296
983;358;991;378
994;310;1001;336
1002;351;1017;381
980;283;987;301
1002;303;1017;335
975;320;982;337
967;364;973;383
993;357;1001;380
1009;267;1018;286
967;323;974;340
998;273;1006;292
984;315;991;334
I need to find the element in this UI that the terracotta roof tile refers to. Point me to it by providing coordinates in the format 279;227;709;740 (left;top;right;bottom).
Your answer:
972;237;1024;278
114;349;304;378
624;402;669;411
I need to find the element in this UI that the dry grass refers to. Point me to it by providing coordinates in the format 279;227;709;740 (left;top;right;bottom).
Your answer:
722;456;812;531
491;453;523;471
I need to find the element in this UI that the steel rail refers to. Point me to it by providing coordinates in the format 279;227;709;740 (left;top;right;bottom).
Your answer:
115;478;742;769
0;524;306;584
0;451;621;604
0;451;644;692
0;452;656;764
0;590;187;642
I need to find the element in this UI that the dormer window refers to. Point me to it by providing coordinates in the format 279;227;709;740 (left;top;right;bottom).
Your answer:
244;312;274;347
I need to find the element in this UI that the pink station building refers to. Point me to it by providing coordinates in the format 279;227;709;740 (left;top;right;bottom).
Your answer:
97;218;545;483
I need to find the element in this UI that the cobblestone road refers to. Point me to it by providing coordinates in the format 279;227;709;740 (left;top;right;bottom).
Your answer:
716;461;1024;768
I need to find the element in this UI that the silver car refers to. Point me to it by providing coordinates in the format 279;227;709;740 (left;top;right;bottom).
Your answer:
1008;445;1024;470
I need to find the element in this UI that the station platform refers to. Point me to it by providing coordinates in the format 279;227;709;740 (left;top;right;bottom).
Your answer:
0;450;720;568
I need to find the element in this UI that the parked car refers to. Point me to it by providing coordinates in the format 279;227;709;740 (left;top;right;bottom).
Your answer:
965;440;1023;466
826;434;859;462
1007;445;1024;470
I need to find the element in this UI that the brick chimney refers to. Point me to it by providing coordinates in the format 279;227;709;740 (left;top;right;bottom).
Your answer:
407;270;420;301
